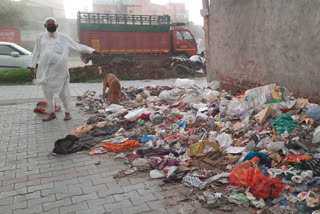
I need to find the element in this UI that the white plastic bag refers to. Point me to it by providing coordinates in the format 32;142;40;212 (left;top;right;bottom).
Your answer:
208;80;220;90
124;108;147;121
146;96;158;103
150;169;165;179
181;91;203;104
158;88;183;104
226;99;249;120
257;137;284;152
193;103;207;110
216;133;232;151
219;99;230;117
105;104;124;113
205;90;220;104
175;78;195;88
313;126;320;144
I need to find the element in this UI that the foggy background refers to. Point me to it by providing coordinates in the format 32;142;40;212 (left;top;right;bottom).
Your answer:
0;0;204;57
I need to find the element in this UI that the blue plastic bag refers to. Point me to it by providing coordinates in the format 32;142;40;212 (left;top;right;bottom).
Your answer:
306;105;320;120
141;135;153;143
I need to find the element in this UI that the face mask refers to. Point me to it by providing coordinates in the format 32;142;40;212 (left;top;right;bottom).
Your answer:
47;25;57;33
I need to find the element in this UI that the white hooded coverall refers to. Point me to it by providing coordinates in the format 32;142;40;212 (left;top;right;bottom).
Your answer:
31;32;94;113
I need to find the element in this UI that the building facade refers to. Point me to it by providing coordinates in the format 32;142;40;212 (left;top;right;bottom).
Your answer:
92;0;188;23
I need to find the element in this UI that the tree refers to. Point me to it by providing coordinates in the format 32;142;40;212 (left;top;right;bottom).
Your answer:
0;0;29;28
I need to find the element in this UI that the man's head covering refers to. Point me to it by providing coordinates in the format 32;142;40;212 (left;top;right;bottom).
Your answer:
44;17;56;24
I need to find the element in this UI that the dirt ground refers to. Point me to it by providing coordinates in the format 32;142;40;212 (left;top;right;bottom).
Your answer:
69;60;202;80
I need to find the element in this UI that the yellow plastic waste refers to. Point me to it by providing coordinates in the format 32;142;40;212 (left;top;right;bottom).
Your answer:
184;141;222;158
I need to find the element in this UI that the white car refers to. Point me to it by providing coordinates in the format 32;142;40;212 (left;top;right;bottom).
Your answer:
0;42;32;70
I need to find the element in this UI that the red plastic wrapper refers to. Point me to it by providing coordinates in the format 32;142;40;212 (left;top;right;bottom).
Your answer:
286;155;312;163
230;162;285;199
141;113;151;120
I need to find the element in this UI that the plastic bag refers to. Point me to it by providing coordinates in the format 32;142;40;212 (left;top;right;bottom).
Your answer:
146;96;158;103
105;104;124;112
141;135;154;143
216;133;232;151
149;169;166;178
124;108;147;121
158;89;183;104
175;78;195;88
132;158;151;170
193;103;207;110
306;105;320;120
245;84;295;117
226;99;249;122
219;99;230;117
208;80;220;90
102;140;140;152
313;126;320;144
184;113;196;124
230;163;284;199
205;90;220;104
181;90;203;104
245;84;290;107
184;141;222;158
257;137;284;153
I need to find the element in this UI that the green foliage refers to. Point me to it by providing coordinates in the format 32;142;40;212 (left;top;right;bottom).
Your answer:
0;68;32;83
0;0;29;28
70;72;87;83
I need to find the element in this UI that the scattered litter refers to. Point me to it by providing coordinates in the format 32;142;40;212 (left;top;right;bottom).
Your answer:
53;82;320;212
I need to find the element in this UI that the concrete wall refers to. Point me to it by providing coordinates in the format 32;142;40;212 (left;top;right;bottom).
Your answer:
206;0;320;102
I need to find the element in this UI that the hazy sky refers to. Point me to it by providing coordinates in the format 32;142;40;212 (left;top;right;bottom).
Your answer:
64;0;203;25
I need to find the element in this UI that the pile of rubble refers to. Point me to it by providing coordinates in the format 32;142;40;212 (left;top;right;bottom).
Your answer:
54;79;320;213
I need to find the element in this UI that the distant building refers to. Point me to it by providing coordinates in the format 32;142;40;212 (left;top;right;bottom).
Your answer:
92;0;189;23
24;0;66;19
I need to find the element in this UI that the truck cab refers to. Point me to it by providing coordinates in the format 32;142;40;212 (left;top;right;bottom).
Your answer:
170;24;197;57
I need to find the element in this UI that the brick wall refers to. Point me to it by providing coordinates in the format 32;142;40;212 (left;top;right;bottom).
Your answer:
206;0;320;103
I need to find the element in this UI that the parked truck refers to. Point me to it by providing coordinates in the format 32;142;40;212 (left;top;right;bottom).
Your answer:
77;12;197;64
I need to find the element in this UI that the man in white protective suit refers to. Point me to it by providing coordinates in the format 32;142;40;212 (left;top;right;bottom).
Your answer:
30;17;101;121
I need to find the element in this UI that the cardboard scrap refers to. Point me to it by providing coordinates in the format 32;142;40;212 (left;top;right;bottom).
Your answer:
294;98;309;109
254;106;273;124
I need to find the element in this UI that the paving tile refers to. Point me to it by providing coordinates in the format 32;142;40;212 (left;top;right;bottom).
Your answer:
0;81;208;214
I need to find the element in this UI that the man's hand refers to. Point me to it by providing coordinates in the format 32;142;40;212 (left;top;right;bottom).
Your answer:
92;51;102;56
30;68;35;79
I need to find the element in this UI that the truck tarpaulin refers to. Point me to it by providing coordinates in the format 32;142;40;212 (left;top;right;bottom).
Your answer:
0;29;20;44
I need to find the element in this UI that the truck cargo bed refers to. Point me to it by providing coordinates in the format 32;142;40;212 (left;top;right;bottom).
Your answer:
80;31;170;55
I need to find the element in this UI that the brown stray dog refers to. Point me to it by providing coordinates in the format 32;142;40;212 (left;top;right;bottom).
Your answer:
102;73;121;105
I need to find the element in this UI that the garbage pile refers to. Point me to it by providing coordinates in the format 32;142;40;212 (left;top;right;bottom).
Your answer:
54;79;320;213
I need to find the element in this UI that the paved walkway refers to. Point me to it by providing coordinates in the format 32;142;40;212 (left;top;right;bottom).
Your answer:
0;79;218;214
